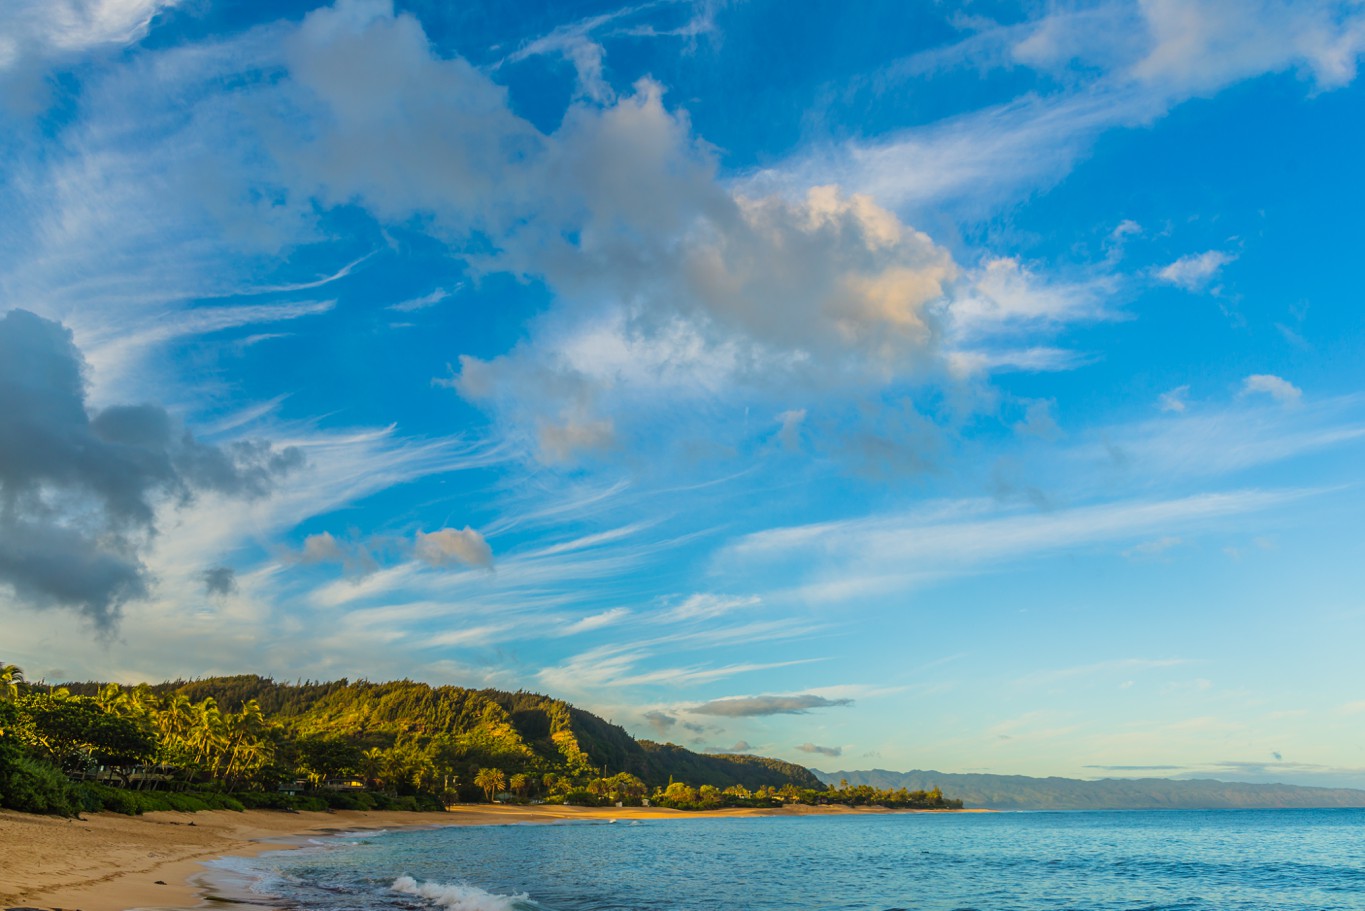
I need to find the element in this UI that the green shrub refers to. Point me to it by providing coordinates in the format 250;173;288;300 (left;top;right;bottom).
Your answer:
1;754;82;816
69;784;245;815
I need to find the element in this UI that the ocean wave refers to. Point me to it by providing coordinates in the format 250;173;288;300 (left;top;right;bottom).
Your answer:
392;874;534;911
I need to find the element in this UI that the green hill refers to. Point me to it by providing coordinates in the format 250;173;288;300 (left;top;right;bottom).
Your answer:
62;674;819;792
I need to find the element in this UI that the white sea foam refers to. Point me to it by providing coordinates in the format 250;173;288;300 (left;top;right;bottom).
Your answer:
392;874;532;910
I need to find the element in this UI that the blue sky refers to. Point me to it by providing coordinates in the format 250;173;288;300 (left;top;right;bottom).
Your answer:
3;0;1365;786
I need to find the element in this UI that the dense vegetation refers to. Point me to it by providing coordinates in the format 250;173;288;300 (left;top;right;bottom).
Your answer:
0;664;960;816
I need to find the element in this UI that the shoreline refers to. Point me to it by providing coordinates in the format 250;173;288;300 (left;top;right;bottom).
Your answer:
1;803;986;911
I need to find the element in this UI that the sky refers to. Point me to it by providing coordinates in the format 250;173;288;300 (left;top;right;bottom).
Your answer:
2;0;1364;788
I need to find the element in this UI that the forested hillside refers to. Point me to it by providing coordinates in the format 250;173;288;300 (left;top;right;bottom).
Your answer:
90;675;822;790
1;664;963;817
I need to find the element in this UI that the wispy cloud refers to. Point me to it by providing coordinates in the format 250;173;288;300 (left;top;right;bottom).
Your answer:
1014;658;1191;688
1156;250;1235;291
692;694;854;717
721;489;1314;602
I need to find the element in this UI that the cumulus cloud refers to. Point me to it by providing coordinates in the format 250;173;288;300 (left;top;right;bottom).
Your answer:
796;742;843;757
1241;374;1302;405
295;525;494;577
705;741;753;754
1155;250;1235;291
0;309;301;629
414;526;494;569
253;6;975;464
294;531;381;575
692;694;855;717
299;531;347;564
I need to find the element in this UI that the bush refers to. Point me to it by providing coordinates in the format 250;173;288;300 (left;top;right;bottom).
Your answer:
70;784;245;815
561;790;608;807
1;753;82;816
236;790;297;809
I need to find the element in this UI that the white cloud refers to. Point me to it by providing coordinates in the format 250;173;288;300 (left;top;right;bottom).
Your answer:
1130;0;1365;94
1122;535;1183;560
692;694;854;717
1158;385;1190;413
1241;374;1303;406
666;593;761;622
720;489;1313;603
389;287;454;313
0;0;178;112
1085;393;1364;482
1233;373;1299;411
759;2;1365;225
1155;250;1235;291
560;607;631;636
414;527;494;570
951;257;1112;336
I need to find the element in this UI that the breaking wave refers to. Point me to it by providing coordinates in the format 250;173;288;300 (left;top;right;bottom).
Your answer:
392;874;533;911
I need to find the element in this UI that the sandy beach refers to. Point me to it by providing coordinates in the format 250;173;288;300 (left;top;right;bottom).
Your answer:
0;803;967;911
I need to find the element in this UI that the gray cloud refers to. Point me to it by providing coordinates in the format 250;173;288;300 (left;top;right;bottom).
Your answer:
796;742;843;757
643;710;677;735
201;566;237;597
692;694;854;717
0;309;302;629
705;740;753;754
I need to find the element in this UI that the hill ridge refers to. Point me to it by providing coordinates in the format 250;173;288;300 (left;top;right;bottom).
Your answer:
812;768;1365;810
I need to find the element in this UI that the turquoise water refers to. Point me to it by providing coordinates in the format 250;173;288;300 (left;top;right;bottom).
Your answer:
215;810;1365;911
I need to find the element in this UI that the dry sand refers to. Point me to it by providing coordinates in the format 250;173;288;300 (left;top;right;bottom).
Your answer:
0;803;970;911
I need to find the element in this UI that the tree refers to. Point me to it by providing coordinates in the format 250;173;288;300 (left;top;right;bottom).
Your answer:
509;773;528;799
295;736;362;787
474;767;506;802
15;694;155;778
1;663;24;700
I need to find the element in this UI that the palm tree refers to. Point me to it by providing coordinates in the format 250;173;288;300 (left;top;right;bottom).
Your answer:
474;767;506;803
0;663;24;700
509;773;528;800
362;747;386;790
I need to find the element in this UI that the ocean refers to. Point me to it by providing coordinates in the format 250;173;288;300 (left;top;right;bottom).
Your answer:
207;809;1365;911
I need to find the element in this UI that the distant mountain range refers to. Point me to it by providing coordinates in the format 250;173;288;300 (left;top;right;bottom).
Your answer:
811;768;1365;810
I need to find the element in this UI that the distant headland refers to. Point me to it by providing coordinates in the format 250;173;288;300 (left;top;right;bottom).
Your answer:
813;768;1365;810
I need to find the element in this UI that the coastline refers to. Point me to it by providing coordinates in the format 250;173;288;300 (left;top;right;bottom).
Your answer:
0;803;986;911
